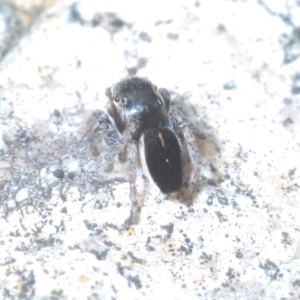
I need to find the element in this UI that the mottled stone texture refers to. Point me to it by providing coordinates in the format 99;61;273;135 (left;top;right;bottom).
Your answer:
0;0;300;299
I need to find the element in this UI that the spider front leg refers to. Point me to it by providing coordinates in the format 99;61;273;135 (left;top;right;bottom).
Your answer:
168;106;205;195
88;113;140;226
125;140;141;227
87;110;123;170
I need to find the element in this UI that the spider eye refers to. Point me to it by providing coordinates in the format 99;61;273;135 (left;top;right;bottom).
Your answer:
114;96;121;103
114;95;126;106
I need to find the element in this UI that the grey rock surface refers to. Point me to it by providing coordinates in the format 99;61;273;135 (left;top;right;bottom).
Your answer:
0;0;300;299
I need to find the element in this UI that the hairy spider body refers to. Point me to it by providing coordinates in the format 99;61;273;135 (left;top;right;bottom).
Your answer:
87;77;205;225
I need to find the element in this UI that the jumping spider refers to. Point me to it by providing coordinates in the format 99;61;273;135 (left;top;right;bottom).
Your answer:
87;77;205;225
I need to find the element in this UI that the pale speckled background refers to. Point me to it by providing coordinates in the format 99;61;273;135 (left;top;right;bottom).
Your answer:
0;0;300;299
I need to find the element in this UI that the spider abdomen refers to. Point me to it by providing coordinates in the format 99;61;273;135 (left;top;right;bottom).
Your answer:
144;128;183;194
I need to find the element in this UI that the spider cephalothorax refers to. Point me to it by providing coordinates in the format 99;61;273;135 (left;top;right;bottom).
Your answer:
87;77;205;226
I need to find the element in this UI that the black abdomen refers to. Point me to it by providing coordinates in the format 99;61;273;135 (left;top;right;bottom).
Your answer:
144;128;183;193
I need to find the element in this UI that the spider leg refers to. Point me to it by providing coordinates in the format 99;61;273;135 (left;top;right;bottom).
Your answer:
88;111;140;225
122;121;142;226
87;110;124;168
168;106;205;193
125;140;141;227
168;106;205;140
